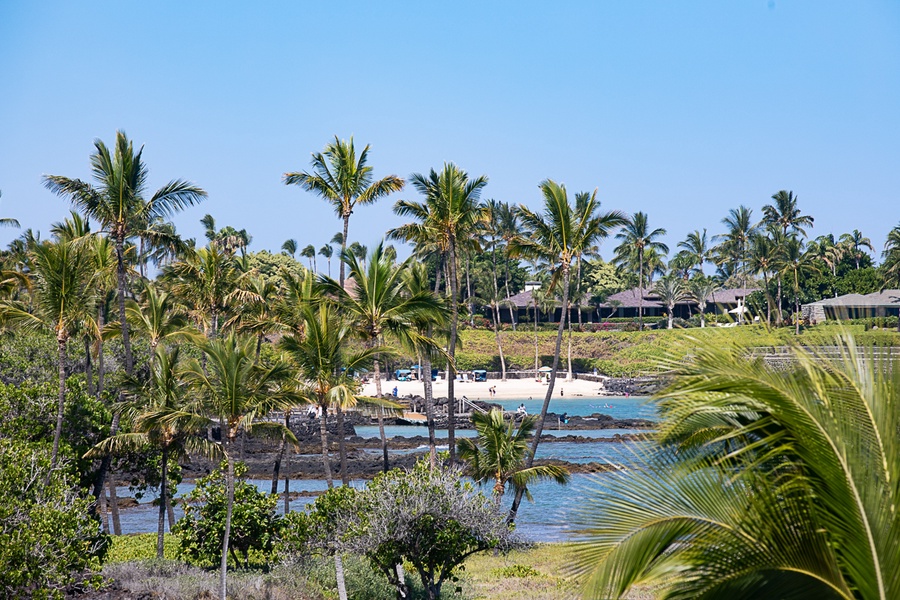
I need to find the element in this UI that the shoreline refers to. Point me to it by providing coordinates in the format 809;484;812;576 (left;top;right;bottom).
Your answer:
362;375;625;402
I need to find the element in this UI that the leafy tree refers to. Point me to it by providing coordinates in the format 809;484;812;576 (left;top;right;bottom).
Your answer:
173;462;282;568
0;441;106;599
283;136;404;286
612;211;668;328
573;334;900;600
457;409;568;504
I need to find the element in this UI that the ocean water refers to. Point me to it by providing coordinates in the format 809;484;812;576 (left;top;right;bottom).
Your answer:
112;396;652;542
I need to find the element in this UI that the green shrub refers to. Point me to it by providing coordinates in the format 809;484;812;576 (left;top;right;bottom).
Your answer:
491;564;542;578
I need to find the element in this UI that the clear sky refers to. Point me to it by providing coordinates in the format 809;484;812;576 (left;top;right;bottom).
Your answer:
1;1;898;263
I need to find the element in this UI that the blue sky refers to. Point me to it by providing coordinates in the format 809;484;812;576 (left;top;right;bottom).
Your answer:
1;1;898;263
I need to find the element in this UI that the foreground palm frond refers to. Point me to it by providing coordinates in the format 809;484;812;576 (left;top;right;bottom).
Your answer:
572;332;900;600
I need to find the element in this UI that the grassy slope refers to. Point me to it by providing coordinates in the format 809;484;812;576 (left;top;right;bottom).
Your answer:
456;324;899;377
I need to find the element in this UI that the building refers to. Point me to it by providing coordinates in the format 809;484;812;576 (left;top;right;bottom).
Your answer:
803;290;900;322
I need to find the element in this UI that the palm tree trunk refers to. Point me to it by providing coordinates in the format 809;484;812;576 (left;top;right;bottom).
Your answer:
566;309;573;382
447;242;460;463
271;427;286;495
51;337;67;469
219;446;234;600
533;299;539;379
492;303;507;381
465;253;474;326
776;274;783;325
320;404;334;488
336;404;349;486
504;260;516;331
99;486;109;533
763;272;771;326
157;445;168;559
115;236;133;375
109;475;121;535
422;343;437;468
638;250;644;330
374;356;389;473
84;336;93;396
166;494;176;532
97;303;105;399
509;263;569;524
335;554;349;600
339;214;349;286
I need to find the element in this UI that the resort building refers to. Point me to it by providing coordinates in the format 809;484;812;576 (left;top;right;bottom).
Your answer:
802;290;900;322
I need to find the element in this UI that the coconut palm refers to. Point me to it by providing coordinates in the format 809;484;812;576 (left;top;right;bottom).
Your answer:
0;239;95;467
43;131;207;377
162;246;239;339
612;212;668;329
457;409;568;505
573;334;900;600
778;236;820;334
882;224;900;287
676;229;713;276
319;244;334;277
0;191;20;228
653;275;686;329
839;229;873;270
716;206;757;288
281;239;298;258
283;136;404;286
120;281;203;363
763;190;814;239
687;275;720;328
85;346;217;558
810;233;845;278
322;242;442;472
299;244;315;272
182;334;299;600
747;233;778;325
390;163;489;462
508;180;624;522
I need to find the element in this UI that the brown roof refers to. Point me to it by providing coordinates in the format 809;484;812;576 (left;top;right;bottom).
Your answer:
599;286;758;308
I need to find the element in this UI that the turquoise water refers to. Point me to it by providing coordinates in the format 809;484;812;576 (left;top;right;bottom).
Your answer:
112;396;651;541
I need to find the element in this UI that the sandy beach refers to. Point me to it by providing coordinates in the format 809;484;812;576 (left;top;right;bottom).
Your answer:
361;375;607;402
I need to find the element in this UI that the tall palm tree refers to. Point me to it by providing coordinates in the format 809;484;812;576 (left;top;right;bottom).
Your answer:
748;233;778;325
778;236;820;334
182;335;298;600
612;212;668;330
281;239;298;258
0;239;95;467
574;334;900;600
319;244;334;278
300;244;316;272
676;229;713;275
495;201;521;328
839;229;873;270
508;180;624;523
687;275;719;328
390;163;489;462
162;246;239;339
85;346;216;559
457;409;568;506
763;190;814;238
43;130;207;377
653;275;686;329
121;281;203;362
717;205;757;288
283;136;404;286
320;242;443;473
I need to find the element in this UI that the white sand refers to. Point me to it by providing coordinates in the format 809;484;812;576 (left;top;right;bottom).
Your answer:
360;375;606;402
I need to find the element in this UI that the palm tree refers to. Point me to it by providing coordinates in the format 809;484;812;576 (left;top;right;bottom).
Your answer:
508;180;624;523
653;275;686;329
283;136;404;286
182;335;298;600
839;229;873;270
457;409;568;506
162;246;239;339
763;189;814;237
121;281;203;362
85;346;216;558
390;163;489;462
717;205;757;288
573;334;900;600
612;212;668;330
778;236;820;334
0;239;95;467
0;190;20;229
44;130;207;377
320;242;443;473
300;244;316;272
687;275;719;328
676;229;713;275
748;233;778;325
319;244;334;277
281;239;298;258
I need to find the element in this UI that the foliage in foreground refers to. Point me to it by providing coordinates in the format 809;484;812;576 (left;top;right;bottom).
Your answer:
0;440;107;598
284;460;521;600
172;462;281;569
573;333;900;599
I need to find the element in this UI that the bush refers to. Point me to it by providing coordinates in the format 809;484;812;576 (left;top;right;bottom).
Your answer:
0;441;107;598
172;462;281;569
